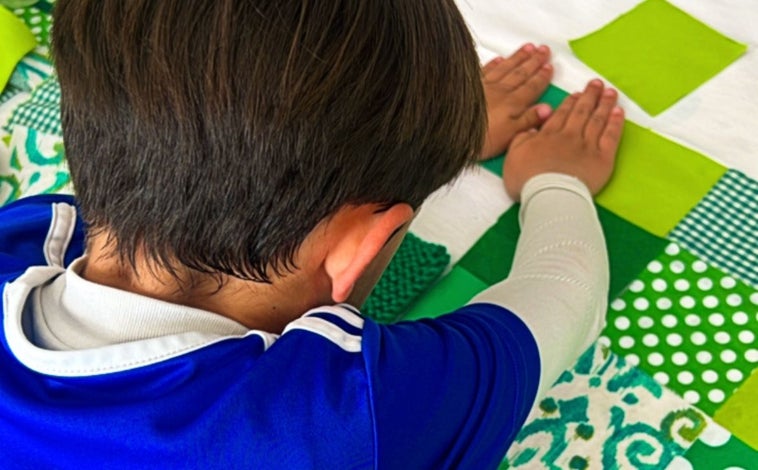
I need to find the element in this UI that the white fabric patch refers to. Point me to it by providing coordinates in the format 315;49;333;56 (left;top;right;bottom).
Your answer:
410;165;514;268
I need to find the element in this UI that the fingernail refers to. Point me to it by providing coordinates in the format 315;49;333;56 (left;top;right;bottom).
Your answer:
541;63;553;71
538;45;549;54
590;79;603;87
603;88;616;97
536;104;552;119
612;106;624;115
524;43;536;52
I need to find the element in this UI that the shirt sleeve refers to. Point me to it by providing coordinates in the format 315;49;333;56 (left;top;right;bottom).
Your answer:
361;303;540;470
471;173;609;399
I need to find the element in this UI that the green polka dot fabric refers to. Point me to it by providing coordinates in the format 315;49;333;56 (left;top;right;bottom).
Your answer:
601;241;758;415
362;232;450;324
670;170;758;288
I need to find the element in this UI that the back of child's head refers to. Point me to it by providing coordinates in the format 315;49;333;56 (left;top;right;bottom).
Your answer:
52;0;485;282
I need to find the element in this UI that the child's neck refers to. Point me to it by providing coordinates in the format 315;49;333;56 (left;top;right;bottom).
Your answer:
80;234;332;334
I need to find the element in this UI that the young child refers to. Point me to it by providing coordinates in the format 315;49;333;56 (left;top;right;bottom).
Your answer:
0;1;623;468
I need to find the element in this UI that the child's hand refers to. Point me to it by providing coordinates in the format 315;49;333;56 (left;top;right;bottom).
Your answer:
480;44;554;160
502;79;624;200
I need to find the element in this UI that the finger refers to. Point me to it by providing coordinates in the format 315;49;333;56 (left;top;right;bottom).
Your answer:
512;62;553;105
599;106;625;157
482;56;504;76
584;87;618;144
499;48;551;90
513;103;552;134
542;93;579;132
565;79;604;134
483;43;536;82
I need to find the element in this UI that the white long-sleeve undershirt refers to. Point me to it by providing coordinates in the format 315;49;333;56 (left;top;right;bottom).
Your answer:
471;173;609;399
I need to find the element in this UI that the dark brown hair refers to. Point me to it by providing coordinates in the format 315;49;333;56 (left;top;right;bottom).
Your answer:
53;0;485;282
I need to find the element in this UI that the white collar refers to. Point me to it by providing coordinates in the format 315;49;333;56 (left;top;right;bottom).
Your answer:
3;263;278;377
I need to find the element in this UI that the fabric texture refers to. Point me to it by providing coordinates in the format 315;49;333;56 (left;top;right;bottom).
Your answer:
600;242;758;415
362;232;449;324
670;169;758;289
676;424;757;470
569;0;747;116
0;5;36;91
5;0;53;48
594;121;727;238
503;343;709;469
4;75;61;136
713;368;758;453
1;125;69;205
404;265;490;320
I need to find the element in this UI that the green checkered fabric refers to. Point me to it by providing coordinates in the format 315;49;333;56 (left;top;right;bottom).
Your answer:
5;75;61;136
670;170;758;287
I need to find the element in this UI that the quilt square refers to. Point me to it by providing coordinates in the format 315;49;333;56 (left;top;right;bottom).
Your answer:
671;423;758;469
0;6;37;91
504;343;708;469
670;170;758;289
600;242;758;415
594;121;726;238
403;265;489;321
713;369;758;451
363;233;449;324
569;0;746;116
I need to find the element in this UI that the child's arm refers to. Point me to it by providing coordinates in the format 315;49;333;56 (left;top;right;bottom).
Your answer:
366;80;623;469
472;80;624;398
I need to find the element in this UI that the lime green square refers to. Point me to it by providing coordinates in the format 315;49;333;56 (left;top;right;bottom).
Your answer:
569;0;746;116
0;6;37;91
595;121;727;237
714;370;758;451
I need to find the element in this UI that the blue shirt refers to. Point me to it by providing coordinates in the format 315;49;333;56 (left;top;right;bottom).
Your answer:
0;195;540;469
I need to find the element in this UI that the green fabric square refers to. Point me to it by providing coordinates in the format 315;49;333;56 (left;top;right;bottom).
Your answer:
569;0;747;115
403;265;489;321
595;121;727;237
598;206;669;298
714;369;758;451
455;204;667;301
681;433;758;469
363;233;449;324
602;242;758;415
0;5;36;91
671;170;758;288
456;207;520;287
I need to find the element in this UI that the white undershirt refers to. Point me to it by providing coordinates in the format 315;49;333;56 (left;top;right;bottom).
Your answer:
472;173;608;398
30;257;248;350
29;173;607;396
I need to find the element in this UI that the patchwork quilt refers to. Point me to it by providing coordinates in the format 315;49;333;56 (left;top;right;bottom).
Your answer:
1;1;756;468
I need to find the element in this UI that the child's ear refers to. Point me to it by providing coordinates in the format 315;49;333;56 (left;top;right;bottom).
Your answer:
324;203;414;303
